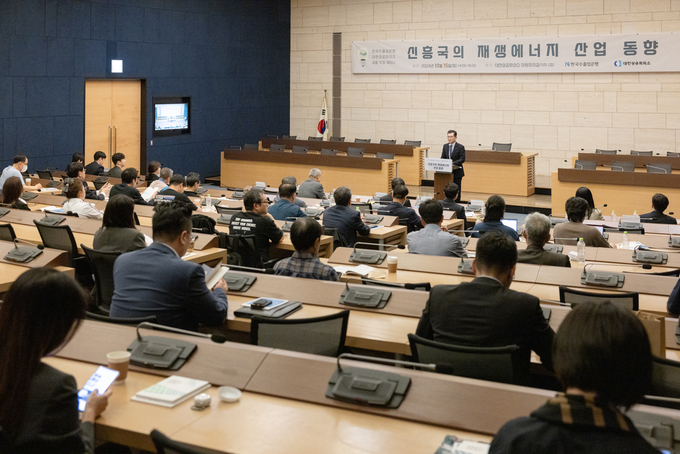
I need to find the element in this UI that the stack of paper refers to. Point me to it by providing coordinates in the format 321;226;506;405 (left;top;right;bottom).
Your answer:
131;376;211;408
333;264;374;277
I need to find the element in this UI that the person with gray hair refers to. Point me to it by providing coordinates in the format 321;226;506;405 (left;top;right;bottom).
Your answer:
148;167;173;191
298;168;326;199
517;212;571;267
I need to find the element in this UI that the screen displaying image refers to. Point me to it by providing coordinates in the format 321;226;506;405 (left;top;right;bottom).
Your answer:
155;103;189;131
501;219;518;232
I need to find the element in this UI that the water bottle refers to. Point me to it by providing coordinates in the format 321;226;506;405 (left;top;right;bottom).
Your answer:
205;194;212;210
577;238;585;263
416;195;421;207
330;195;335;206
622;231;629;249
611;210;615;219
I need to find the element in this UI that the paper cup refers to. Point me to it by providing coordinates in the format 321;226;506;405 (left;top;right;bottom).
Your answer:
107;351;131;383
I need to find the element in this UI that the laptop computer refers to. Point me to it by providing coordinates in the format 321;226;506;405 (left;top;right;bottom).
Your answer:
501;219;518;232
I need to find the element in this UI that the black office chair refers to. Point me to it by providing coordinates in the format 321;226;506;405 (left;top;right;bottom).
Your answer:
330;136;345;142
221;233;280;269
595;149;617;154
361;277;431;292
243;143;259;150
265;134;279;139
86;312;157;326
646;163;671;174
0;224;16;242
610;160;635;172
492;142;512;151
292;146;308;154
354;138;371;143
228;145;242;150
646;355;680;405
574;160;597;170
321;148;337;156
81;245;121;314
322;226;348;249
37;169;53;180
33;220;79;266
376;152;395;160
558;285;639;311
404;140;421;146
408;334;522;385
251;310;350;357
282;135;296;140
151;429;209;454
270;144;285;152
308;136;322;141
398;217;418;233
667;151;680;157
379;139;396;145
347;147;365;157
631;150;653;156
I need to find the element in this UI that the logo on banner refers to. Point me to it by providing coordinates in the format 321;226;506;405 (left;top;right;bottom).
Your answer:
614;60;622;67
358;48;368;67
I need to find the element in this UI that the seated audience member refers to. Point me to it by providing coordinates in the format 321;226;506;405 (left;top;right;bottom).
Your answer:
146;161;161;184
575;186;604;221
274;217;339;281
148;167;173;192
229;188;283;265
322;186;371;247
62;179;103;220
490;301;657;454
268;183;307;221
440;182;467;231
106;152;126;178
159;175;198;210
641;193;677;224
0;154;41;192
67;162;111;201
471;195;519;241
407;199;466;257
553;197;611;248
666;276;680;316
379;177;412;207
297;168;327;199
416;231;554;373
517;212;570;267
109;168;148;205
70;152;84;165
377;185;422;232
110;202;228;331
184;173;201;197
282;176;306;208
93;194;147;253
85;150;106;175
0;268;111;452
1;176;30;210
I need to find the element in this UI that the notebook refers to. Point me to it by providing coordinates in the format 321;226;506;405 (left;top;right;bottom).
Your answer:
131;375;210;408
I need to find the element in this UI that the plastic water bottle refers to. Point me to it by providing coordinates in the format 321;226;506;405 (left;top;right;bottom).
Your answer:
622;231;629;249
611;210;615;219
577;238;586;263
205;194;212;210
416;195;421;207
330;195;335;206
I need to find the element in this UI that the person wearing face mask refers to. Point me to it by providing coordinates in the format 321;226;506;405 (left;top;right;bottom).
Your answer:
0;154;42;194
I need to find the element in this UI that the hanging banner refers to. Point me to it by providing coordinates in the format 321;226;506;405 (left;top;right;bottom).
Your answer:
352;33;680;74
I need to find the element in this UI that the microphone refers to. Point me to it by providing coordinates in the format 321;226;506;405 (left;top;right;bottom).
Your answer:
574;163;584;169
645;164;668;174
135;321;227;344
336;353;436;373
607;165;625;172
457;255;473;274
339;277;391;308
597;204;608;208
580;262;626;288
4;238;45;263
13;238;44;250
632;244;668;265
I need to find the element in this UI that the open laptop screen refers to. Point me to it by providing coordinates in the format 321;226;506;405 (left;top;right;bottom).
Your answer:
501;219;518;232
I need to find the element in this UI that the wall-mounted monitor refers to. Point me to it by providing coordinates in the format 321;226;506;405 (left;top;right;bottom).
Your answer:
153;97;190;137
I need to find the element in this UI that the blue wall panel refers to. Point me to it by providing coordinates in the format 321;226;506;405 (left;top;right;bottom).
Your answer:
1;0;290;178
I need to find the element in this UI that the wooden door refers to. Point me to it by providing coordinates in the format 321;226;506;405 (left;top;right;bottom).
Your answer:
84;80;141;171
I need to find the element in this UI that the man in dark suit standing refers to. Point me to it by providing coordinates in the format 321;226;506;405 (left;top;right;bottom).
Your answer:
416;231;554;376
440;129;465;202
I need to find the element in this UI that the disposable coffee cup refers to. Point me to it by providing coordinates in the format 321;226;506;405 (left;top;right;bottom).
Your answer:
107;351;131;383
25;178;31;185
387;256;398;273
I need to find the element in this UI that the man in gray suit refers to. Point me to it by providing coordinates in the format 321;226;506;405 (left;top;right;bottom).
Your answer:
517;212;571;267
407;199;467;257
298;168;326;199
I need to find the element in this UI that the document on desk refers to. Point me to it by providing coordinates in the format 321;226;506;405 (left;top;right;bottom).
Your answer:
202;263;229;289
132;375;210;408
334;264;374;277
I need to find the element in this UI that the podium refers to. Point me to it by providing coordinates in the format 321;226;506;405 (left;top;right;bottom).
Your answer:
433;172;453;201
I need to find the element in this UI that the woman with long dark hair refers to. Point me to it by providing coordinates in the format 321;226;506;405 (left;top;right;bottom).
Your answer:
93;194;147;253
575;186;604;220
1;176;30;210
0;268;111;452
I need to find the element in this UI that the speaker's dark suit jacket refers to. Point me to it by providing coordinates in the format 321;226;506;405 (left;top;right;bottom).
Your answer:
110;242;228;331
416;277;554;370
640;209;677;225
440;142;465;178
517;244;571;267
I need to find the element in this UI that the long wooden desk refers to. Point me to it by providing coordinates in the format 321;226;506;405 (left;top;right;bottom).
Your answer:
221;149;397;196
260;138;427;186
463;149;537;196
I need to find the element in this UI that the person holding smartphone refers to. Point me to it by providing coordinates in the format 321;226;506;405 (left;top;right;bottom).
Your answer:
0;268;111;453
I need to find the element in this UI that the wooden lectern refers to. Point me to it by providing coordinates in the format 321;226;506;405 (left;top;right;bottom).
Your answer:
433;167;458;201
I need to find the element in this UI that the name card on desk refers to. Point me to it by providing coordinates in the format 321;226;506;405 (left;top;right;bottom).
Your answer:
424;158;452;173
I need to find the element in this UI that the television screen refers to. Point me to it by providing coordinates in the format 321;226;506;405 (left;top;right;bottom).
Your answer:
153;97;190;137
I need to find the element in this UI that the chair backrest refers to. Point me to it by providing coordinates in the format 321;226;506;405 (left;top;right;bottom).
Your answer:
320;148;337;156
667;151;680;157
492;142;512;151
151;429;207;454
228;145;242;150
649;355;680;399
322;226;348;249
651;268;680;277
354;138;371;143
347;147;365;157
224;233;262;268
243;143;258;150
81;245;121;313
265;134;278;139
86;312;157;325
376;152;395;160
33;220;78;265
350;202;371;213
558;285;639;310
0;224;16;242
292;146;308;154
37;169;53;180
330;136;345;142
270;143;285;152
603;226;644;235
595;149;617;154
380;139;396;145
646;163;672;174
282;135;296;140
611;160;635;172
574;160;597;170
398;217;417;233
408;334;521;384
307;136;322;141
631;150;653;156
404;140;421;146
251;310;350;357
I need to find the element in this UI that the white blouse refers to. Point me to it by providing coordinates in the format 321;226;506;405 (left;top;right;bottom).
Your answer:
62;198;104;220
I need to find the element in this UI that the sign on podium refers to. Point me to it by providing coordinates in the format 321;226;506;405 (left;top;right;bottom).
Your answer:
425;158;453;173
